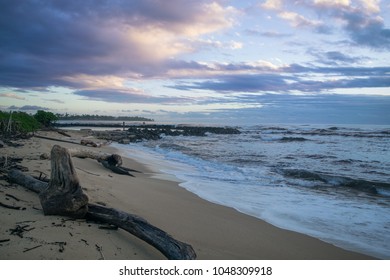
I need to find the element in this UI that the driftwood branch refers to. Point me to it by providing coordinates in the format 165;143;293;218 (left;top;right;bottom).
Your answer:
41;148;138;176
7;146;196;260
33;134;79;145
87;204;196;260
0;201;22;210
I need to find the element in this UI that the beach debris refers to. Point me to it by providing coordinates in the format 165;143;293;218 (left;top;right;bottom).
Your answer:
23;244;43;253
39;145;89;218
39;148;139;176
7;145;197;260
5;193;21;201
98;224;118;230
54;241;66;253
80;239;89;246
87;204;197;260
56;130;71;137
81;139;99;147
76;167;100;176
9;224;35;238
0;201;25;210
35;172;49;182
33;134;79;145
0;155;26;171
16;220;36;224
95;244;105;260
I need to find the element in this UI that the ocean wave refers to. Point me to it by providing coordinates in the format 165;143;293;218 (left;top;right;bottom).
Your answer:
244;125;390;139
280;168;390;196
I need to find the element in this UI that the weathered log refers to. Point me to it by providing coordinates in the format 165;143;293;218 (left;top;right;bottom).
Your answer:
33;134;79;145
38;145;89;218
100;160;134;176
7;151;197;260
87;204;196;260
0;201;22;210
71;150;138;176
41;149;136;176
80;139;99;147
8;169;46;193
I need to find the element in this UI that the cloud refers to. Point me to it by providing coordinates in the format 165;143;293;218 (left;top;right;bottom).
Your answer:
168;64;390;93
310;0;390;49
261;0;283;10
74;89;192;104
307;49;368;65
278;11;324;30
245;29;292;38
43;99;65;104
0;93;25;100
0;0;236;90
259;0;390;50
221;94;390;125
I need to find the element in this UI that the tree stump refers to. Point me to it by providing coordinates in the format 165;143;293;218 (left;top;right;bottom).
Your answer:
39;145;89;218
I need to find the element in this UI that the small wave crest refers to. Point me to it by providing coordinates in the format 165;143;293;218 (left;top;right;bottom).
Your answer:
280;168;390;196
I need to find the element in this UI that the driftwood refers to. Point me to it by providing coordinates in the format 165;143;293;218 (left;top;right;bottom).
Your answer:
33;134;79;145
87;204;196;260
0;201;23;210
38;145;89;218
41;149;137;176
80;139;99;147
7;146;196;260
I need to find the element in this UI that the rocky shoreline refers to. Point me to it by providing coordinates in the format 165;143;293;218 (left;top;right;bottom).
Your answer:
67;124;241;144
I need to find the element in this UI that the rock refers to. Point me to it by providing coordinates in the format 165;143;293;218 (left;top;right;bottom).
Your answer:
119;139;130;144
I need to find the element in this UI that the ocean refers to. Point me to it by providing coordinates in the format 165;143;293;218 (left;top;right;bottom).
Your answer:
111;124;390;259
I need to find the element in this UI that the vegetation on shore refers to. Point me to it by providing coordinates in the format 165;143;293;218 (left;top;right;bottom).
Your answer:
1;110;153;136
0;110;58;135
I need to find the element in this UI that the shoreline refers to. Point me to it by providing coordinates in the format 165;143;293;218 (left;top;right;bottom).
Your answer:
0;130;375;259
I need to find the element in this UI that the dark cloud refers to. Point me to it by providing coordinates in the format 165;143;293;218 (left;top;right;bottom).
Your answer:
74;89;192;104
310;2;390;50
0;0;232;89
142;94;390;125
306;49;369;65
169;65;390;93
170;73;292;92
342;11;390;50
238;94;390;125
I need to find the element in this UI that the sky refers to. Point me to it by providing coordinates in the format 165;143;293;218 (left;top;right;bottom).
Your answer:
0;0;389;125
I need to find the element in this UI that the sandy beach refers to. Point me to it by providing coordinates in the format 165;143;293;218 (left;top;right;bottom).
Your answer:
0;130;374;260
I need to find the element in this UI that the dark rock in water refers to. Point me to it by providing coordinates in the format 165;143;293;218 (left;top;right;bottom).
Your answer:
282;169;327;182
343;180;379;195
279;137;308;142
282;168;383;195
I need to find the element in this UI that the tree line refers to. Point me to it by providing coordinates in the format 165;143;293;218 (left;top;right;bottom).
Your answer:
0;110;58;135
1;110;154;135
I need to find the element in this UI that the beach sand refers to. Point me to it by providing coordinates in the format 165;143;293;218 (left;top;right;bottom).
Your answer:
0;130;373;260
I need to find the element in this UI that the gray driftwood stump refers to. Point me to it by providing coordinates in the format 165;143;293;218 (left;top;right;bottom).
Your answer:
39;145;89;218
